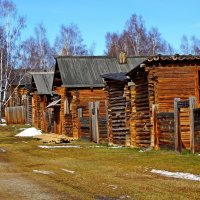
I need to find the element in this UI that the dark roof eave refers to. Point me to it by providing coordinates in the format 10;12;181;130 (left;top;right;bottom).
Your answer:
61;84;104;88
37;92;52;95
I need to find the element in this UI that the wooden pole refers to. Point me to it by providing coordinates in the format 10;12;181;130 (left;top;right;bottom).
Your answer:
152;104;158;148
189;97;196;154
105;100;109;144
88;102;94;142
95;102;100;144
174;98;181;153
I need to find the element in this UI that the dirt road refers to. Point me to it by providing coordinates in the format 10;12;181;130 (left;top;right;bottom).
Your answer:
0;161;65;200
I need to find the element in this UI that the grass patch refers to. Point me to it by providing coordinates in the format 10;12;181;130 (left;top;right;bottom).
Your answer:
0;125;200;199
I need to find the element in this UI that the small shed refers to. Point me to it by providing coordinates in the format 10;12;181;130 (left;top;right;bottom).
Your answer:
52;56;145;142
128;55;200;152
31;72;54;132
103;54;200;152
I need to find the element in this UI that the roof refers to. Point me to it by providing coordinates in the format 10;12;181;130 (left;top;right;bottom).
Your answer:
147;54;200;63
55;56;146;88
46;99;61;108
127;54;200;75
101;72;129;81
31;72;54;95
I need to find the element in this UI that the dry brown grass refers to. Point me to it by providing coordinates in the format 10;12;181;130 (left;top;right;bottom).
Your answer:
0;125;200;200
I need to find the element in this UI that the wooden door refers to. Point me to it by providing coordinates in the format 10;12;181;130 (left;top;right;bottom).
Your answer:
54;106;61;134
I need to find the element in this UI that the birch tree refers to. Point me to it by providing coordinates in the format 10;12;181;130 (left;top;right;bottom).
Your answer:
0;0;25;119
54;24;89;56
21;23;55;71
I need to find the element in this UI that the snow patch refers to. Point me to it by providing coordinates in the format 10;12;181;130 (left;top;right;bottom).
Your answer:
109;146;123;149
33;170;54;175
16;127;42;137
0;148;6;153
1;118;6;123
38;145;81;149
0;124;7;126
62;169;75;174
108;184;118;190
151;169;200;181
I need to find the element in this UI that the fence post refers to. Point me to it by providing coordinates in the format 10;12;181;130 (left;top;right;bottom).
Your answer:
189;97;196;154
174;98;181;153
152;104;158;148
95;102;100;144
89;102;94;142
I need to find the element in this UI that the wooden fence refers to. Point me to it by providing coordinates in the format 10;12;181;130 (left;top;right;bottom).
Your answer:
194;108;200;152
5;106;25;124
157;112;175;150
155;97;200;153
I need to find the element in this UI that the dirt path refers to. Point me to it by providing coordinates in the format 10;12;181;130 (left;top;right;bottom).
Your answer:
0;161;65;200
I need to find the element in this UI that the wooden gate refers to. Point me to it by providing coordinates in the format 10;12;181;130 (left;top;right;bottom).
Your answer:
174;97;196;153
79;101;108;143
5;106;25;124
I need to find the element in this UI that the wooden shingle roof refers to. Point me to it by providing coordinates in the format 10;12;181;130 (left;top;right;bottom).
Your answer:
55;56;146;88
31;72;54;95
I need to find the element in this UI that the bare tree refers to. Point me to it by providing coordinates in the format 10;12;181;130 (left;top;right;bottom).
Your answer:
105;14;173;57
20;23;55;71
180;35;190;54
54;24;88;56
180;35;200;55
190;35;200;55
0;0;25;119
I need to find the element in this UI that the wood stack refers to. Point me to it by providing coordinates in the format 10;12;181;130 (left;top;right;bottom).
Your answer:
106;81;130;145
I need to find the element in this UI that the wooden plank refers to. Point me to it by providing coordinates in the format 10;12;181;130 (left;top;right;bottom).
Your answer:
189;97;196;154
174;98;181;153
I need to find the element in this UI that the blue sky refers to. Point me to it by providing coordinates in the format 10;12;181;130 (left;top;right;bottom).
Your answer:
14;0;200;55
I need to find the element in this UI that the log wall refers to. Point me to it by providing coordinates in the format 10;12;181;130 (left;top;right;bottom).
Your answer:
54;86;107;141
153;66;198;149
130;70;151;147
106;81;131;146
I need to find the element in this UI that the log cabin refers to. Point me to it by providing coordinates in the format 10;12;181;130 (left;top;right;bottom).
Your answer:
103;54;200;152
51;56;145;143
31;72;54;132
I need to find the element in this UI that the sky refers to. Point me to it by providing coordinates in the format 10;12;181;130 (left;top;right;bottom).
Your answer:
14;0;200;55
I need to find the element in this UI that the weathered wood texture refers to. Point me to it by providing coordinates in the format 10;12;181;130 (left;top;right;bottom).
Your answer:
130;70;151;147
194;109;200;152
6;87;31;124
54;86;107;142
106;81;131;146
32;93;52;132
157;112;175;150
5;106;25;124
155;67;198;149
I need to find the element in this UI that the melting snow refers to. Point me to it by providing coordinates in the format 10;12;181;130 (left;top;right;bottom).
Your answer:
16;127;42;137
0;124;7;126
38;145;81;149
1;118;6;123
62;169;75;174
33;170;54;175
0;148;6;153
151;169;200;181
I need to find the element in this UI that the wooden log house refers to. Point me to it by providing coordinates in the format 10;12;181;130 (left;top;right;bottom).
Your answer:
103;55;200;152
31;72;54;132
52;56;139;143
